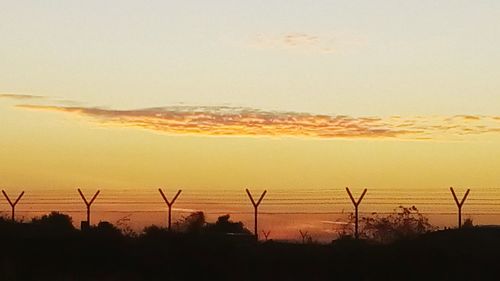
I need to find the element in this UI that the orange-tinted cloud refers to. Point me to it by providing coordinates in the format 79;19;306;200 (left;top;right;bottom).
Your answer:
455;115;482;121
0;93;45;100
16;104;500;140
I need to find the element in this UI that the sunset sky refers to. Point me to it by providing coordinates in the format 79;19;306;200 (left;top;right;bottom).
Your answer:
1;1;500;240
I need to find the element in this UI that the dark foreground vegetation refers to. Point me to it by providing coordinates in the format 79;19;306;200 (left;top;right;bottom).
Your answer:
0;210;498;281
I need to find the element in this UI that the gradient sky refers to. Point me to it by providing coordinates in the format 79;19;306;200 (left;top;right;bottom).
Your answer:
2;1;500;115
1;1;500;239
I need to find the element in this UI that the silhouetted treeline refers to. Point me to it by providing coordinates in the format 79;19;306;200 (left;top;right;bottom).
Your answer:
0;211;498;281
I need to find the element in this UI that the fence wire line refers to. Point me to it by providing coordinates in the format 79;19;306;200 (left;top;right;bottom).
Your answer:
1;187;500;216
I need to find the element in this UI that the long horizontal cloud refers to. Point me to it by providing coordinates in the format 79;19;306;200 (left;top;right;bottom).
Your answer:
16;104;500;139
0;93;45;100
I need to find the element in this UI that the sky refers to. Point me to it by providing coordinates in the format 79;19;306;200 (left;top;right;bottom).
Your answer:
1;1;500;240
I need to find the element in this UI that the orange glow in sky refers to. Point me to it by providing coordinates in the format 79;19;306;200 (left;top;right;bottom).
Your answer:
1;1;500;241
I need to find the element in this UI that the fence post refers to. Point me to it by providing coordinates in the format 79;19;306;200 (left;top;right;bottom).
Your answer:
2;190;25;221
246;188;267;241
450;187;470;229
345;187;368;239
77;189;100;227
159;189;182;231
299;230;310;244
262;230;271;241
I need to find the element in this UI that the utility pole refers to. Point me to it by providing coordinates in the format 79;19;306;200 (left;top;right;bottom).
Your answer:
159;188;182;231
2;190;25;221
246;188;267;241
346;187;367;239
77;188;100;227
450;187;470;229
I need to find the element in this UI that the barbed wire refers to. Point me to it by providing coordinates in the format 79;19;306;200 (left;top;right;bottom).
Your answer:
1;187;500;216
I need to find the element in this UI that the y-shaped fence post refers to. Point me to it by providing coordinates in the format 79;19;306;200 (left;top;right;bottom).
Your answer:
2;190;25;221
299;230;310;244
450;187;470;229
159;189;182;231
246;188;267;241
78;189;100;226
262;230;271;241
346;187;368;239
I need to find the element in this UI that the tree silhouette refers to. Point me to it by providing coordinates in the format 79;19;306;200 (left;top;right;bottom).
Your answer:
176;211;206;233
31;211;75;233
204;214;252;235
339;205;435;243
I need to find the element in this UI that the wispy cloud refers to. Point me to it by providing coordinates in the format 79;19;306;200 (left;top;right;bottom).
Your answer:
0;93;81;106
250;32;342;54
16;104;500;140
282;33;319;46
0;93;45;100
454;115;482;121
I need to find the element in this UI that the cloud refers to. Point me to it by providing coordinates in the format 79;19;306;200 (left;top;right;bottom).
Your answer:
16;104;408;138
0;93;45;100
283;33;318;46
455;115;481;121
16;104;500;140
250;32;341;54
0;93;81;107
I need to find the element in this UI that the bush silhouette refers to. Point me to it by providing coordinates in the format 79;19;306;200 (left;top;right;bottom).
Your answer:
0;209;498;281
339;205;435;243
176;211;206;233
31;211;75;233
204;214;252;235
87;221;123;238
